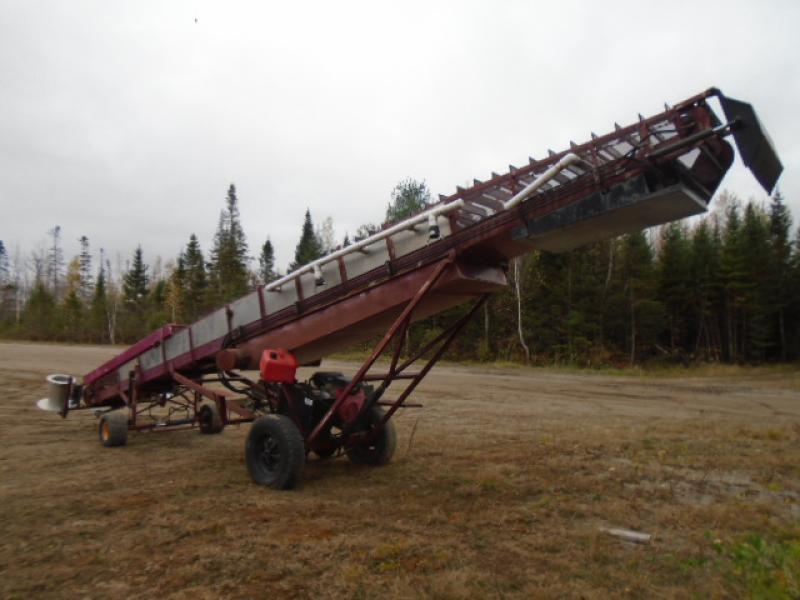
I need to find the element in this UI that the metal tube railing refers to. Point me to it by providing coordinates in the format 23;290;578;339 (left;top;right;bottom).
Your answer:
503;153;585;209
265;199;466;290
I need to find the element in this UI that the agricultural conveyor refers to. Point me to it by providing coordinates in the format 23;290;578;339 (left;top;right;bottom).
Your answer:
38;88;782;489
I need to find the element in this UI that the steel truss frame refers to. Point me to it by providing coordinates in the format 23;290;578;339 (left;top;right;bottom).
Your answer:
305;253;490;451
93;370;257;434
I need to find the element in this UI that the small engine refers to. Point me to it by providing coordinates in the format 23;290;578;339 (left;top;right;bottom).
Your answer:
257;349;372;434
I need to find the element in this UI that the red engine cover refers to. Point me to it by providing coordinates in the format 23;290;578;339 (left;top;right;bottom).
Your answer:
336;388;366;424
259;349;298;383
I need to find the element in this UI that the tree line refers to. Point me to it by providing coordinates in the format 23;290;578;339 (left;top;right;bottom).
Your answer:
1;182;797;366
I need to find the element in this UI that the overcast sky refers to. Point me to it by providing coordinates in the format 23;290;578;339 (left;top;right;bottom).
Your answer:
2;0;798;275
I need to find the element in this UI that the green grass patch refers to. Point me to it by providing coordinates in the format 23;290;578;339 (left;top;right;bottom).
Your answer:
713;533;800;599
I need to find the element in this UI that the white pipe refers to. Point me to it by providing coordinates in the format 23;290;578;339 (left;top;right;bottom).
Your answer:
267;153;585;292
266;199;465;291
503;153;585;210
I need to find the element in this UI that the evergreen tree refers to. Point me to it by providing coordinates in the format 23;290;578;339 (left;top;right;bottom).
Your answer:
291;209;323;271
147;278;168;331
658;222;692;352
90;264;109;342
790;224;800;357
740;202;772;360
20;280;56;340
720;202;746;361
151;279;167;307
123;246;149;305
61;287;84;341
622;231;661;364
183;234;207;319
258;238;277;284
209;184;249;302
225;184;248;267
690;220;722;359
524;250;568;360
0;241;8;285
386;178;431;222
0;240;12;326
768;190;792;359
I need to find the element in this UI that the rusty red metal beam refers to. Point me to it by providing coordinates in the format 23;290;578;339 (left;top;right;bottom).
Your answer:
306;254;455;446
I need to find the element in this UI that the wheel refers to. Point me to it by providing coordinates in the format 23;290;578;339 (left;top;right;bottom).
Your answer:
345;406;397;466
314;446;337;459
313;427;341;459
99;411;128;447
245;415;306;490
198;402;224;434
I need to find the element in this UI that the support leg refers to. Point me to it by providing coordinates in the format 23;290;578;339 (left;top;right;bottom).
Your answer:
306;255;454;446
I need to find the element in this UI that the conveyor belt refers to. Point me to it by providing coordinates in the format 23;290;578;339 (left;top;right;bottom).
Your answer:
81;87;781;407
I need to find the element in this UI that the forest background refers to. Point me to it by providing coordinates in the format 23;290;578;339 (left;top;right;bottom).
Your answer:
1;179;797;367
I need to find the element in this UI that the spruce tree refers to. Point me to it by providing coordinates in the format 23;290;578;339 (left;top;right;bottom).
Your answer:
258;239;277;284
720;202;746;361
148;279;168;330
690;220;722;359
768;190;791;359
790;224;800;357
123;246;149;305
741;202;771;360
526;249;568;360
0;241;8;285
209;184;249;302
183;234;207;319
291;209;323;271
21;280;56;340
0;241;11;326
622;231;661;364
90;265;109;342
225;184;248;270
658;222;692;351
61;287;84;341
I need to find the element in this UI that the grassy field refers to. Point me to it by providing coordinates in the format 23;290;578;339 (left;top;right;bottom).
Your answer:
0;342;798;598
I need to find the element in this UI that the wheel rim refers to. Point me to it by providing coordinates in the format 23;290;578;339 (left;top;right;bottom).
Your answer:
259;434;281;472
101;422;110;441
354;425;380;456
200;407;210;428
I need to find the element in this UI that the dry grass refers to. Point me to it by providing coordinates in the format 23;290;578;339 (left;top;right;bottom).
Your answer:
1;342;799;598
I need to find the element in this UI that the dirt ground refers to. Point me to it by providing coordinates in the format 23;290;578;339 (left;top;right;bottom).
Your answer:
1;341;798;599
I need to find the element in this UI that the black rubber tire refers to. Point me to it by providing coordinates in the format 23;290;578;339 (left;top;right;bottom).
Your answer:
314;446;337;459
245;415;306;490
99;411;128;447
345;406;397;466
198;402;224;434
